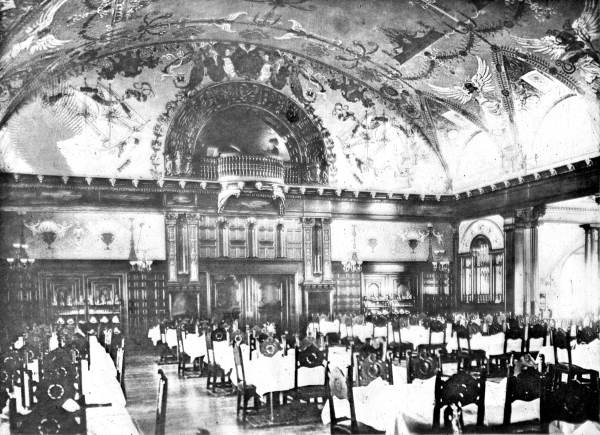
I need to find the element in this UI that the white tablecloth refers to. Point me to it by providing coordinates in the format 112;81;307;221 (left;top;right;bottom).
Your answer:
212;341;235;376
322;377;539;433
445;332;522;356
307;320;340;336
183;333;207;361
536;339;600;373
165;328;177;348
83;337;125;407
148;325;161;346
245;351;296;397
1;336;137;434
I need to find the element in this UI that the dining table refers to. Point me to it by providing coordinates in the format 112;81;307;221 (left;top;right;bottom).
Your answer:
0;335;139;435
322;375;539;434
536;338;600;373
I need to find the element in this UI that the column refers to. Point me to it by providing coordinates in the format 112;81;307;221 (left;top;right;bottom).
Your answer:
165;213;178;282
218;217;229;257
302;218;314;282
451;221;460;308
247;218;257;258
276;220;286;258
322;218;333;281
503;217;516;313
178;215;189;274
580;224;600;307
187;213;200;282
503;206;545;315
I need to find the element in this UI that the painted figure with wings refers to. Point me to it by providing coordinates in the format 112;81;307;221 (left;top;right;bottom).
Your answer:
513;0;600;65
428;56;495;105
2;0;71;62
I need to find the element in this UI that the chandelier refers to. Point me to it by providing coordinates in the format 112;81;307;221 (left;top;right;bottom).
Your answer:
343;225;362;273
6;217;35;271
128;220;152;272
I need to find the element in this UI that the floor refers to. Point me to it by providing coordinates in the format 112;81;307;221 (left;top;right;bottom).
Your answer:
124;343;329;435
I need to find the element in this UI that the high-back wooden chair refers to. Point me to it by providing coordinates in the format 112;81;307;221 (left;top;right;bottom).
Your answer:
355;352;393;386
525;323;547;358
455;325;487;373
406;350;439;384
433;370;486;430
550;328;597;387
503;365;542;429
232;344;259;422
326;365;384;434
176;325;202;379
116;346;126;400
541;367;599;431
155;369;168;435
287;343;329;404
488;323;524;377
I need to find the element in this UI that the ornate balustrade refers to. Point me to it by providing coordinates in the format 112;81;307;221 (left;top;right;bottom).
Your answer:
166;154;324;185
218;153;284;183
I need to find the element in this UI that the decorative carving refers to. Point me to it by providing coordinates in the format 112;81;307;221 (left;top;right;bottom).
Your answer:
514;205;546;227
459;219;504;253
162;81;329;182
217;182;244;214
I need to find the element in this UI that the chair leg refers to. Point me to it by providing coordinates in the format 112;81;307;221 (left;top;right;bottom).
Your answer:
242;395;249;422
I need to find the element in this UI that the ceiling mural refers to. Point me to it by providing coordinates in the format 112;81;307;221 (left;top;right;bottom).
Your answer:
0;0;599;194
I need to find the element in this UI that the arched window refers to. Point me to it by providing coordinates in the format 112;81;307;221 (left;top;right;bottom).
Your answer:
460;235;504;304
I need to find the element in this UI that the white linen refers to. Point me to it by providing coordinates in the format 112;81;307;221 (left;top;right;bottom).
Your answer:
446;332;505;355
165;328;177;348
147;325;161;346
307;319;340;337
536;339;600;373
322;377;539;433
82;337;125;406
183;333;207;361
86;404;139;435
297;366;326;387
244;351;296;397
212;341;235;376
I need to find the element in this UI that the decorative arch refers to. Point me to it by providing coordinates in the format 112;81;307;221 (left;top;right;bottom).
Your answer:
459;219;504;254
161;81;328;182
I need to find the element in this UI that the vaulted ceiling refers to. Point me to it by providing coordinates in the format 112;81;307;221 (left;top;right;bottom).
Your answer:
0;0;599;194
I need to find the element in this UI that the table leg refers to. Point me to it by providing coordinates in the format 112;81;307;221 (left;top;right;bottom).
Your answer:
270;392;274;421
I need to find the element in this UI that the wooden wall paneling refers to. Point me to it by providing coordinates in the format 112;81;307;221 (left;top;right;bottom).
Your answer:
285;220;303;260
257;219;275;259
198;216;218;258
228;217;248;258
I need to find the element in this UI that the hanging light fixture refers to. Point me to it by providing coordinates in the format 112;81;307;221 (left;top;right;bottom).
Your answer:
6;216;35;271
128;220;153;272
343;225;362;273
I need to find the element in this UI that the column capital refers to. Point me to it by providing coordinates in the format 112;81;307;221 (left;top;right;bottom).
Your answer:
503;205;546;228
580;223;600;230
165;212;179;224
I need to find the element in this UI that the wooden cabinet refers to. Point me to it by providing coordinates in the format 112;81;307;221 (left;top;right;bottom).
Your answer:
40;272;125;325
127;271;167;338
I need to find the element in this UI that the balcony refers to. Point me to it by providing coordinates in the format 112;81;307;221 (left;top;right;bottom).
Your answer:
218;154;284;183
177;154;307;185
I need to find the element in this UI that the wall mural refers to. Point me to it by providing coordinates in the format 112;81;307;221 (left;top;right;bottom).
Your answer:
0;0;600;194
0;211;166;260
330;220;453;263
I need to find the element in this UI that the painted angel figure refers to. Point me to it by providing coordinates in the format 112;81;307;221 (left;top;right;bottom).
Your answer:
428;56;495;105
513;0;600;65
2;0;71;62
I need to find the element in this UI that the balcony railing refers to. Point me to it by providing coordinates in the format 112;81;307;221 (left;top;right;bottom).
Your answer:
218;154;284;183
170;154;316;185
